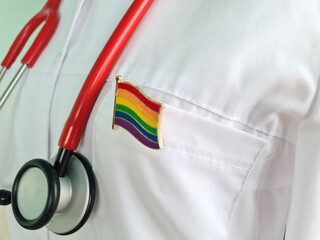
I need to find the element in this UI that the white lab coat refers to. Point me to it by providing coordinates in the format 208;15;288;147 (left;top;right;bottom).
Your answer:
0;0;320;239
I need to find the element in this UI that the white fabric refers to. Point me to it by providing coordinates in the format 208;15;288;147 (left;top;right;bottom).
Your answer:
0;0;320;239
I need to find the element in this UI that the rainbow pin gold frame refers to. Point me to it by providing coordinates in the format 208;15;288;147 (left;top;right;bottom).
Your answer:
112;76;164;149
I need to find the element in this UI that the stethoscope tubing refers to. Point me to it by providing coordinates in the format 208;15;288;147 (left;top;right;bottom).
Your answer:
59;0;155;150
1;0;60;69
0;0;61;109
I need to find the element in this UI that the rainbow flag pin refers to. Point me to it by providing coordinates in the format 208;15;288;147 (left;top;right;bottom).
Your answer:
112;76;164;149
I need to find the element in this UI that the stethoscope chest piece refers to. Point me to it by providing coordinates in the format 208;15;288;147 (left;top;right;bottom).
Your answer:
10;152;95;235
46;152;95;235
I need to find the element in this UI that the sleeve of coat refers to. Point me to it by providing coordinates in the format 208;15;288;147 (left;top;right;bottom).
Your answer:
286;89;320;239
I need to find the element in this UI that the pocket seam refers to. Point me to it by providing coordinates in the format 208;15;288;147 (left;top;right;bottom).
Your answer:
165;147;250;172
127;80;295;145
227;143;267;235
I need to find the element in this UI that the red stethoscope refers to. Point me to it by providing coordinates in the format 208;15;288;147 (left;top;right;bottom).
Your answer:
0;0;154;235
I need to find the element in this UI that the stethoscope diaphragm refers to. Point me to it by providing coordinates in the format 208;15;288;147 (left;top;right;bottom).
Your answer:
10;153;95;235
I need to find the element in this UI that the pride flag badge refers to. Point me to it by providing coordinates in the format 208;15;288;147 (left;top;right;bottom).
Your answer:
112;76;164;149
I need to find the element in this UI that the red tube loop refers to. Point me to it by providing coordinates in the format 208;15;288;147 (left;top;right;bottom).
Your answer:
59;0;155;150
1;1;60;69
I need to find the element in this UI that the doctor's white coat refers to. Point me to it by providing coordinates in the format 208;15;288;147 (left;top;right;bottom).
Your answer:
1;0;320;239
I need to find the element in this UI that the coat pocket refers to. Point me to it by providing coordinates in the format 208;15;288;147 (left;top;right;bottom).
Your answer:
91;81;267;240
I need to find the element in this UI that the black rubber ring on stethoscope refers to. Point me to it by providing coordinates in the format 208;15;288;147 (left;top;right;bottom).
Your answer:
58;152;96;235
11;159;60;230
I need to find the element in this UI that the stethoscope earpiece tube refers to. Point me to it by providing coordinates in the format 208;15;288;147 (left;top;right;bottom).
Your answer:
0;0;60;109
1;0;60;69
